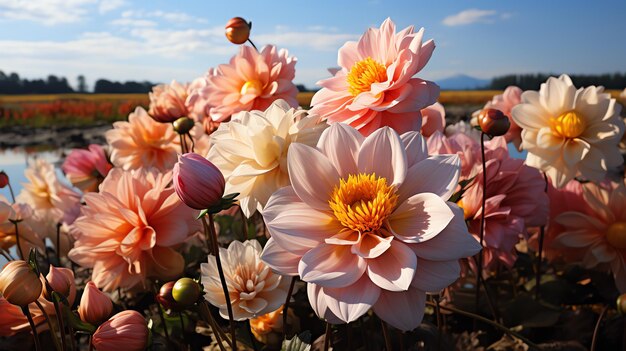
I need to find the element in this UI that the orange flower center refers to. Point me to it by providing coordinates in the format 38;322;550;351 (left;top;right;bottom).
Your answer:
346;57;388;97
240;80;263;96
550;110;586;139
606;222;626;249
456;198;472;220
328;173;398;233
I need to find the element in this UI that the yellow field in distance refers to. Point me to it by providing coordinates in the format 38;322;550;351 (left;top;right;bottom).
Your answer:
2;90;624;107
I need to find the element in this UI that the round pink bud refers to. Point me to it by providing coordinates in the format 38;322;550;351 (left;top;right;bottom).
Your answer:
0;260;42;307
92;310;149;351
43;266;76;304
79;281;113;326
173;153;226;210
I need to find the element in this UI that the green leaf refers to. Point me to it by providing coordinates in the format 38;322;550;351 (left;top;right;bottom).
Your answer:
282;331;312;351
63;305;96;334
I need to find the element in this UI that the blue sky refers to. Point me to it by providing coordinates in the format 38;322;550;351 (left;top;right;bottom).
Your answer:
0;0;624;89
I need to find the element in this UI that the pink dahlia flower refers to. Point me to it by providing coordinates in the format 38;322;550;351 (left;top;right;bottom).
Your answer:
472;86;523;148
552;181;626;292
260;123;480;331
309;18;439;136
148;80;190;123
187;45;298;123
62;144;112;193
421;102;446;137
456;137;548;270
0;196;43;255
68;168;200;291
427;131;481;181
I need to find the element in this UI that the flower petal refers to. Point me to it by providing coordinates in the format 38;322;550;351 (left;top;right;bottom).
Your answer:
322;275;381;323
260;238;301;276
357;127;408;186
317;123;364;178
299;244;366;288
410;258;460;293
388;193;454;243
288;143;339;211
372;287;426;331
366;240;416;291
397;155;460;203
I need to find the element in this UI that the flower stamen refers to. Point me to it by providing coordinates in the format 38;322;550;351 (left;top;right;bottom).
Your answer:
550;110;586;139
346;57;388;97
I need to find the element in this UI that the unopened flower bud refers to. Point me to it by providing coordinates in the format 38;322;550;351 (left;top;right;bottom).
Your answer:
173;117;195;135
478;108;510;136
148;81;189;123
0;260;42;306
0;171;8;188
43;266;76;303
156;281;179;310
225;17;251;45
92;310;149;351
173;153;225;210
618;293;626;315
172;277;201;307
79;281;113;325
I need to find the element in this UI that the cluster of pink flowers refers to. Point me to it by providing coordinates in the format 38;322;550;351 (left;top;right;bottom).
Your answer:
2;15;626;351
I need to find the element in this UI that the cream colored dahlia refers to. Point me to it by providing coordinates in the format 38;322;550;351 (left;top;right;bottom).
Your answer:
511;75;624;188
201;240;289;320
207;99;326;217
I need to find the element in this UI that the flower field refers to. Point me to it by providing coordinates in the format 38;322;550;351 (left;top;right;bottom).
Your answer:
2;16;626;351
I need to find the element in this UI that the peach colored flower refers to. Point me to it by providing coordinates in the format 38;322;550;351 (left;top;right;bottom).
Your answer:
511;74;624;188
0;196;43;255
106;107;209;172
457;137;548;271
445;121;482;141
201;240;289;320
62;144;112;193
188;45;298;123
148;80;190;123
92;310;149;351
68;168;200;291
472;86;523;148
260;123;480;331
17;158;81;225
0;297;45;336
421;102;446;137
310;18;439;136
552;181;626;292
207;100;326;217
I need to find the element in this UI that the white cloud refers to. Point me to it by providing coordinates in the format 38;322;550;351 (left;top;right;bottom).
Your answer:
0;0;96;25
442;9;498;26
98;0;126;14
117;9;207;24
110;18;156;28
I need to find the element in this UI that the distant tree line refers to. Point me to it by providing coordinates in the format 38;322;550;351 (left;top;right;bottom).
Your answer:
0;70;157;94
489;73;626;90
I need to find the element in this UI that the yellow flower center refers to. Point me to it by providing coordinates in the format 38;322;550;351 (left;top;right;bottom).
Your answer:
346;57;388;97
550;110;586;139
606;222;626;250
328;173;398;233
240;80;263;96
456;199;472;220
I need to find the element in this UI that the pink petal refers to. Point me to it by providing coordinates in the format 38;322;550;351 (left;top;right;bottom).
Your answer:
366;239;416;291
263;187;342;255
400;131;429;167
351;233;392;258
357;126;408;186
388;193;454;243
410;204;482;261
322;275;381;323
372;287;426;331
260;238;301;276
317;123;364;178
411;258;460;293
288;143;340;211
307;283;344;324
397;155;460;203
299;244;366;288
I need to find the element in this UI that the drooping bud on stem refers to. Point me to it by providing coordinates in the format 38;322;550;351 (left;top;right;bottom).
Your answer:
225;17;251;45
0;260;42;307
478;108;510;137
